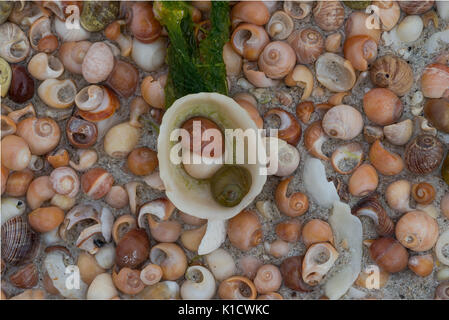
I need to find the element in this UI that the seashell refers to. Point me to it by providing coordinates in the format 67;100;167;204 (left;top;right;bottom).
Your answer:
325;32;342;53
343;35;378;72
345;11;381;44
287;28;324;65
81;167;114;200
264;137;300;177
408;254;434;277
26;176;54;210
104;20;132;57
258;41;296;79
1;135;31;171
411;182;436;205
82;42;114;84
1;216;39;266
28;16;58;53
437;1;449;20
231;23;270;61
363;88;403;126
370;55;413;96
38;79;76;109
116;228;150;269
280;256;313;292
0;1;13;24
348;164;379;197
77;251;105;285
131;37;167;72
304;121;328;160
284;65;314;100
264;239;289;258
231;1;270;28
296;101;314;124
80;1;119;32
10;263;38;289
5;170;33;197
76;86;119;122
205;248;236;282
140;263;163;286
0;22;30;63
315;53;356;92
395;210;439;252
275;177;308;217
331;142;363;175
301;219;334;248
54;16;90;42
396;15;423;43
125;2;161;44
8;64;34;103
385;180;413;213
424;98;449;133
50;167;79;198
223;42;242;77
150;243;187;281
66;116;98;148
254;264;282;294
106;60;139;98
0;57;12;98
369;140;404;176
383;119;413;146
112;267;144;295
284;0;312;19
352;193;395;236
1;197;26;226
313;1;345;31
227;210;262;251
404;135;443;174
399;1;434;15
276;219;302;243
302;243;339;286
27;53;64;81
69;149;98;172
264;108;301;145
369;237;409;273
104;122;140;158
373;1;401;31
141;74;167;110
28;206;64;233
435;230;449;266
242;61;280;88
322;105;363;140
266;11;293;40
87;273;117;300
58;41;92;75
218;276;257;300
421;63;449;99
137;281;179;300
180;266;216;300
16;117;59;156
158;93;267;220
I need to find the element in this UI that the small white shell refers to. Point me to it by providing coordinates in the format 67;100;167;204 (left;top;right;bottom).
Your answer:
205;248;236;281
132;37;167;72
383;119;413;146
180;266;216;300
396;15;423;43
28;53;64;80
87;273;118;300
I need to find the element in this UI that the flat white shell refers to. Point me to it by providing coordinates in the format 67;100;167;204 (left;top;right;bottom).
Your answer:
158;92;267;220
324;201;363;300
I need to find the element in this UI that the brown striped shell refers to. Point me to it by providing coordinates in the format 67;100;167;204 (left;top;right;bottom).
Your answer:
399;1;434;15
370;55;413;96
312;1;345;32
1;216;40;266
10;263;39;288
404;135;444;174
352;193;395;236
287;28;324;65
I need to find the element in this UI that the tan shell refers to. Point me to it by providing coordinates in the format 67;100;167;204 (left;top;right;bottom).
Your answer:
399;1;435;15
313;1;345;32
322;105;363;140
287;28;324;65
395;211;439;252
315;53;356;92
370;55;413;96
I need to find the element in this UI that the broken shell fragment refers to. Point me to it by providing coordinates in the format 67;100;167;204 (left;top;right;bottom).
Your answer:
315;53;356;92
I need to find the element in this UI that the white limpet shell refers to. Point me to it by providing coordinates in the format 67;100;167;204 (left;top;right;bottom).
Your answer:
158;92;267;220
302;157;340;209
198;219;227;255
324;201;363;300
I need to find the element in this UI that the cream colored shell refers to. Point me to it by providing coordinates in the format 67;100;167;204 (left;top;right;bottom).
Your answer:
157;93;267;220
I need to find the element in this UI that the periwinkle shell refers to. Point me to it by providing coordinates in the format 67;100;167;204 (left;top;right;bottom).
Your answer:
80;1;119;32
404;134;444;174
1;216;40;266
8;64;35;103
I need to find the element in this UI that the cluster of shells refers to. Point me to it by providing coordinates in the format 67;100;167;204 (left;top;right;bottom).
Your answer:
1;0;449;300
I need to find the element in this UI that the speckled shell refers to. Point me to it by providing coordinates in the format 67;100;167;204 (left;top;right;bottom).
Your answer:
313;1;345;32
80;1;119;32
370;55;413;96
1;216;40;266
399;1;434;15
287;28;324;65
82;42;114;84
404;135;444;174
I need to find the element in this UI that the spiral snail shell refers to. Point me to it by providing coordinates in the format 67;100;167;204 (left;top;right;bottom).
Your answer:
399;1;434;15
16;117;61;156
287;28;324;65
370;55;413;96
322;105;363;140
313;1;345;32
404;135;444;175
1;216;40;266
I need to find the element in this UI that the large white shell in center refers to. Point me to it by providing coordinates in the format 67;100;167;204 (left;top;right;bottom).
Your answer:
157;92;267;220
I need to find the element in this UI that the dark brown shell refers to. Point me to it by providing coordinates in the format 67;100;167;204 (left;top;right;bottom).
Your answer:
399;1;434;15
404;135;444;174
1;216;40;266
370;55;413;96
312;1;345;32
279;255;312;292
9;263;39;288
352;193;395;236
